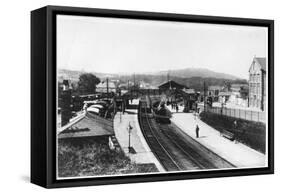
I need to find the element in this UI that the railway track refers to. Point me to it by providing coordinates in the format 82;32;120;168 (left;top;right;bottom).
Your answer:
139;103;181;171
138;96;235;171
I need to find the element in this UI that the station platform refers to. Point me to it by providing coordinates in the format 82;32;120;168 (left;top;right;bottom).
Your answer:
167;104;184;113
169;112;266;168
113;106;165;172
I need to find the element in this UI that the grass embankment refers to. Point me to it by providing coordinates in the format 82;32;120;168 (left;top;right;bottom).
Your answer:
58;141;158;178
199;112;266;154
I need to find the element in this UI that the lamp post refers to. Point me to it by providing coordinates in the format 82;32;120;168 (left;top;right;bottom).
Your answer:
127;122;133;153
221;101;225;115
120;108;122;123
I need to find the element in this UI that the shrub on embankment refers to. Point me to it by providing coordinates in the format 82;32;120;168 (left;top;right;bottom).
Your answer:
58;140;158;177
199;112;266;154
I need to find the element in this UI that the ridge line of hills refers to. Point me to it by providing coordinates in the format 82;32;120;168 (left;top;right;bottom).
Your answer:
58;68;247;91
58;67;241;81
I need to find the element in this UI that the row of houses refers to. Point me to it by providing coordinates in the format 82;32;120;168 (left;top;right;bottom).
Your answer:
207;83;249;106
207;57;266;111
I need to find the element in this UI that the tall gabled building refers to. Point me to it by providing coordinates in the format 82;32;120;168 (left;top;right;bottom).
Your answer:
248;57;266;111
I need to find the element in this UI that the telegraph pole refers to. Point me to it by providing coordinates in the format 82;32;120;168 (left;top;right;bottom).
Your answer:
106;77;109;100
203;81;206;112
133;73;135;89
133;73;136;98
127;80;129;91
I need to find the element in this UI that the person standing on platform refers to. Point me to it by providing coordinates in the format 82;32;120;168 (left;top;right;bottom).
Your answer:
196;125;200;138
176;104;179;112
83;103;88;113
233;120;237;130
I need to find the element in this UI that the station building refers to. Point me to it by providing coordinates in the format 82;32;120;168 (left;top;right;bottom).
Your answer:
158;80;198;112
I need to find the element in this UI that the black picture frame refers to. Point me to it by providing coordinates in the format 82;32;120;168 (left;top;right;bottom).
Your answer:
31;5;274;188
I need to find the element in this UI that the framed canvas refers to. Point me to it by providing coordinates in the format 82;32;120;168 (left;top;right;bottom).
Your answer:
31;5;274;188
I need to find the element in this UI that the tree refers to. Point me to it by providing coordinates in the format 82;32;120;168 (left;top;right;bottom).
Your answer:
78;73;100;95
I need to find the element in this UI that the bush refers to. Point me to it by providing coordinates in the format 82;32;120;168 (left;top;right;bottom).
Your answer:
58;140;158;178
199;112;266;153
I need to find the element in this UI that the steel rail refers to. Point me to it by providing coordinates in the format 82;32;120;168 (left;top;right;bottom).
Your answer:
143;105;182;170
158;124;207;169
138;100;181;171
147;96;216;169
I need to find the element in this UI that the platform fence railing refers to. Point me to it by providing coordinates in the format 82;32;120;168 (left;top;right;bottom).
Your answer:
198;104;265;123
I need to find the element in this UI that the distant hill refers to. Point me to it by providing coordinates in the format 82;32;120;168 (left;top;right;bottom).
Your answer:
58;69;115;82
154;68;240;80
58;69;80;82
59;67;240;81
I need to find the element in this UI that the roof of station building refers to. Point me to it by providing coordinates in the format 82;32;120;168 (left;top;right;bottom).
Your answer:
58;112;114;139
158;80;187;90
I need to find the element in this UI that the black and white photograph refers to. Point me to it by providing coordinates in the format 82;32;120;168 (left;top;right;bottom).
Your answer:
56;14;269;179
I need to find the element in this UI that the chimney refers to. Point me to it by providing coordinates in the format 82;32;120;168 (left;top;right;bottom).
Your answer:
61;80;72;126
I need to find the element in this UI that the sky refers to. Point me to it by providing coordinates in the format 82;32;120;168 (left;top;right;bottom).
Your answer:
57;15;268;79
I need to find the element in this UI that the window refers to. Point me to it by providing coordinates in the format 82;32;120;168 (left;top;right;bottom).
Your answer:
250;83;252;94
215;90;219;95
